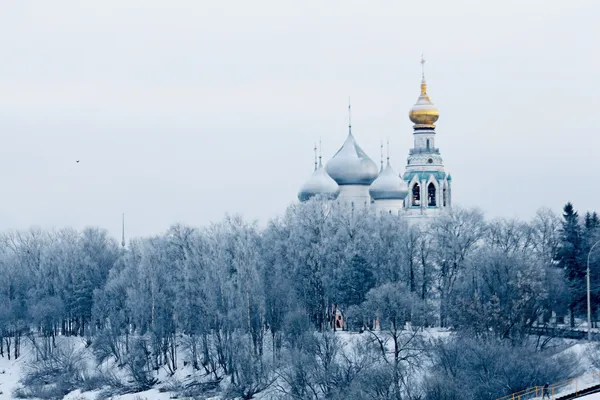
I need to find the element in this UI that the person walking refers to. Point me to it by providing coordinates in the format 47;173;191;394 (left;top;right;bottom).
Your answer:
542;383;551;399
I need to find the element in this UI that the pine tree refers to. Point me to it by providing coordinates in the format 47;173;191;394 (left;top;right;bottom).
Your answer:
583;210;600;326
337;254;376;308
556;202;584;327
585;211;600;231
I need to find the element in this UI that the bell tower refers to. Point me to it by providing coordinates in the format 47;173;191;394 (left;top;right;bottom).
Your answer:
403;56;451;216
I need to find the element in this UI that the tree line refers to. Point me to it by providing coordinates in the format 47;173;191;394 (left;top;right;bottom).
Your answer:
0;199;598;399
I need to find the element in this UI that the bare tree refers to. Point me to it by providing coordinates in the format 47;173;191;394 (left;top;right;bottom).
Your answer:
359;282;432;400
430;207;485;327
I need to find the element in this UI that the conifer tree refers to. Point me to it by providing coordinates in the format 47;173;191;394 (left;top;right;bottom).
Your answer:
585;211;600;231
583;211;600;326
336;254;376;309
557;202;584;327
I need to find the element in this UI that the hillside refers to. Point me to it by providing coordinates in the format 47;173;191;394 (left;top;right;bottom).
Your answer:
0;330;595;400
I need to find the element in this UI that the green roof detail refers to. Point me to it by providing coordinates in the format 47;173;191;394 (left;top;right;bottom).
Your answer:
402;170;447;182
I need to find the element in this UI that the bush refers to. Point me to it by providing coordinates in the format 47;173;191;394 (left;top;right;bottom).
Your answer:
15;339;120;400
16;341;86;399
423;335;582;400
223;337;276;399
91;329;125;365
123;338;158;391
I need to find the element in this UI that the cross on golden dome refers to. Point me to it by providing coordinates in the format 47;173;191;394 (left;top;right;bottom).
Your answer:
409;55;440;129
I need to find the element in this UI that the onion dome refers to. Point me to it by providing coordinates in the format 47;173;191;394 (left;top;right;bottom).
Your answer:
409;57;439;129
369;161;409;200
298;159;339;202
326;133;379;186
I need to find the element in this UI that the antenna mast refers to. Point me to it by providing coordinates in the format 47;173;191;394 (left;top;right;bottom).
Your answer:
121;213;125;249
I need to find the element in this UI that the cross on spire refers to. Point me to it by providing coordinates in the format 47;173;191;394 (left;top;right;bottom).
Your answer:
420;53;426;80
313;142;318;171
380;141;384;171
386;138;390;164
318;138;323;167
348;97;352;134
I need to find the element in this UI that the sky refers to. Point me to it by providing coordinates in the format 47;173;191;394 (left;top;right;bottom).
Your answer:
0;0;598;240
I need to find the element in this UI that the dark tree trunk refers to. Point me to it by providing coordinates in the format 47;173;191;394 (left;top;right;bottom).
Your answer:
409;257;415;292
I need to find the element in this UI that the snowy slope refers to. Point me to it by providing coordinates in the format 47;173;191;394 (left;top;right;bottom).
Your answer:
63;389;178;400
0;337;189;400
580;393;600;399
0;330;592;400
0;352;26;400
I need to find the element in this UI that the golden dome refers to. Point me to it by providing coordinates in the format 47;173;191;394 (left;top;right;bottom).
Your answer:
409;78;439;128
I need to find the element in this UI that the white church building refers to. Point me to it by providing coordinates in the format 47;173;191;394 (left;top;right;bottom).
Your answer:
298;60;452;219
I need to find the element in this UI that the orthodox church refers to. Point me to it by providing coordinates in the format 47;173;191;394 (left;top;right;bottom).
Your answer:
298;59;452;218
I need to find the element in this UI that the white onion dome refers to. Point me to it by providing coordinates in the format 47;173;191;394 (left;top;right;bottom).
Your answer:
325;133;379;186
369;162;409;200
298;162;340;202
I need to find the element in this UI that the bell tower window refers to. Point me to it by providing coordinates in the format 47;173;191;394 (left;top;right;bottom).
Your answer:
428;182;437;207
426;139;430;150
412;183;420;206
443;186;447;207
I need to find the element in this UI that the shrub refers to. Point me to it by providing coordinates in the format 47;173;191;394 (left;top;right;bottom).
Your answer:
17;341;86;399
423;335;582;400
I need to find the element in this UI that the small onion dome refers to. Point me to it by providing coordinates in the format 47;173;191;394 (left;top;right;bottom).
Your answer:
326;133;379;186
408;78;439;129
369;162;409;200
298;163;340;202
447;174;452;181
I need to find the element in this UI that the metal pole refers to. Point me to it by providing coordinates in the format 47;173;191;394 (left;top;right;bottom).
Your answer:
588;240;600;342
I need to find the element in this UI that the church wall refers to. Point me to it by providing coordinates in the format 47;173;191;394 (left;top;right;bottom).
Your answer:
337;185;371;207
373;199;405;214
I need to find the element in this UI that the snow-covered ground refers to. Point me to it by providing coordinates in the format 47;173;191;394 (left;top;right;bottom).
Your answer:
63;389;179;400
501;343;600;400
0;335;215;400
0;328;453;400
0;351;26;400
0;329;595;400
581;393;600;399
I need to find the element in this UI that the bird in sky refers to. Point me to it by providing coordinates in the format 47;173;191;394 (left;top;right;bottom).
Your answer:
76;160;80;163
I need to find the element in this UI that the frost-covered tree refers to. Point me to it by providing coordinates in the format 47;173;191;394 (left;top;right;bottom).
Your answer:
280;198;336;330
353;282;432;400
430;207;485;327
3;201;598;398
423;335;581;400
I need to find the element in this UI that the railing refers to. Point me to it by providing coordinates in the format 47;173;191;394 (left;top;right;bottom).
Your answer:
495;372;600;400
527;326;600;341
409;147;440;155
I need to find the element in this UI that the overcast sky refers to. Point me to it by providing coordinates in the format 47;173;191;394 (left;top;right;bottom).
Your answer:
0;0;598;240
